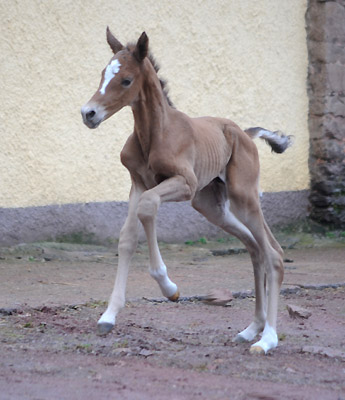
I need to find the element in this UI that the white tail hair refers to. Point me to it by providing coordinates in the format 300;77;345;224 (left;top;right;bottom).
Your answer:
245;127;293;154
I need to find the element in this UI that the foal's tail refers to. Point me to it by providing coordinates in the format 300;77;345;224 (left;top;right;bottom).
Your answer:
244;127;292;154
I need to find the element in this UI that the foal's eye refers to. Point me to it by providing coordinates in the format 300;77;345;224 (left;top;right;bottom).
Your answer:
121;79;132;88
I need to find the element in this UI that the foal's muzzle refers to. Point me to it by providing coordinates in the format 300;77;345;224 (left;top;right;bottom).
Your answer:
81;104;105;129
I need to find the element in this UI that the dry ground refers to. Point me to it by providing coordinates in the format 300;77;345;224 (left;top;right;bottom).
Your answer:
0;233;345;400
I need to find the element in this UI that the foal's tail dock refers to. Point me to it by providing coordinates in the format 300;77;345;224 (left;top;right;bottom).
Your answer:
245;127;292;154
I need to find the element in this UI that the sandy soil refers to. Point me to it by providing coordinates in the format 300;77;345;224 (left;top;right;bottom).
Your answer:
0;236;345;400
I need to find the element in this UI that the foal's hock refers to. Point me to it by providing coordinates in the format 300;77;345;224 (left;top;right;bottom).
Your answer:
81;29;292;354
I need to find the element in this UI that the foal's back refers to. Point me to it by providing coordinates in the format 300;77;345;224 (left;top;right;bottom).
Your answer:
169;111;259;190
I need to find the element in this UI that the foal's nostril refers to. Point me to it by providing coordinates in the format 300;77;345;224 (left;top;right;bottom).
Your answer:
86;110;96;121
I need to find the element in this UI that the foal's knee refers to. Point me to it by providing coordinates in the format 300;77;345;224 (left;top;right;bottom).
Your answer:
118;234;137;256
137;191;160;224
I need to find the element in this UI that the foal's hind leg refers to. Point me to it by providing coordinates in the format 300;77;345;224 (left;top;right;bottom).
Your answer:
221;132;284;353
229;194;284;354
192;181;267;343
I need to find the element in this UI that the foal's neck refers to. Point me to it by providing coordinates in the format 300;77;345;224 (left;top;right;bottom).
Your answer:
131;60;170;158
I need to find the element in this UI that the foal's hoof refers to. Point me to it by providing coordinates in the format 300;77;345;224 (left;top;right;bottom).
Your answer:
249;345;266;355
232;334;248;343
168;290;180;302
97;322;114;336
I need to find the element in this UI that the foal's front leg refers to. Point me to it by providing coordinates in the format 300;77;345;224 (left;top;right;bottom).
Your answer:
137;175;194;300
97;184;143;335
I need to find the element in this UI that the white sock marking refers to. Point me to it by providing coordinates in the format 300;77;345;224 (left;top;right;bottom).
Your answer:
251;322;278;353
237;323;259;342
98;309;116;326
150;263;177;298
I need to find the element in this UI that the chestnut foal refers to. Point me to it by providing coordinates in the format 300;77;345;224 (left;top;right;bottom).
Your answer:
81;29;291;354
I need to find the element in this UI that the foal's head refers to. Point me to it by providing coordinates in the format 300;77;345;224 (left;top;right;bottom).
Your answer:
81;28;149;129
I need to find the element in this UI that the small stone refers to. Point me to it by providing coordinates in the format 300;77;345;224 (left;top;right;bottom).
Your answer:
0;308;18;316
202;289;233;306
113;348;131;355
286;304;312;319
301;346;345;361
139;349;154;357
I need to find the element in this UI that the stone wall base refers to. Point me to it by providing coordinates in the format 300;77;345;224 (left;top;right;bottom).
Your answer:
0;190;309;246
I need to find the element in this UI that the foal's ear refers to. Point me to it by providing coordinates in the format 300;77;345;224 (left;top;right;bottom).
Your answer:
133;32;149;63
106;26;124;54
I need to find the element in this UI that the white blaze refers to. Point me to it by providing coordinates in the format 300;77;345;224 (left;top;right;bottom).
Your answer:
100;59;121;95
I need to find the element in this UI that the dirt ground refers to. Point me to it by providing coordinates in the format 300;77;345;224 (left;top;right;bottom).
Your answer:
0;233;345;400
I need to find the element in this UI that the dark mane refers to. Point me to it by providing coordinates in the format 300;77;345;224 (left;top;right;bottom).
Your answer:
126;43;174;107
147;52;174;108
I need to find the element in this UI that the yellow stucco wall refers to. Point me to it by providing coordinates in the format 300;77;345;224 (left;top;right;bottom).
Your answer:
0;0;309;208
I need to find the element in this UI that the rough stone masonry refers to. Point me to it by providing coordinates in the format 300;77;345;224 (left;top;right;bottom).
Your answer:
306;0;345;228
